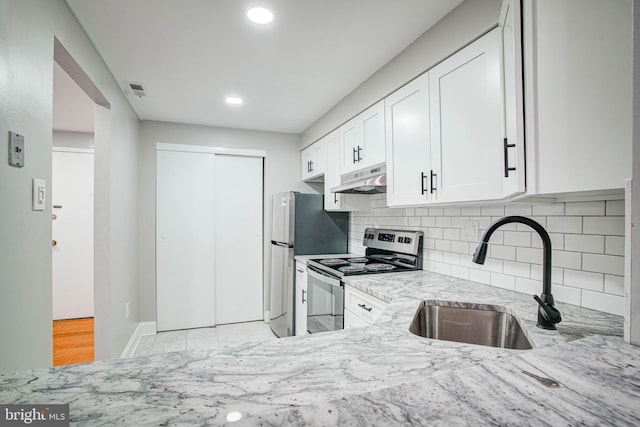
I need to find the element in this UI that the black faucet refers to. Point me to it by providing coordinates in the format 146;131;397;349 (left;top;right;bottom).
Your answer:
472;216;562;330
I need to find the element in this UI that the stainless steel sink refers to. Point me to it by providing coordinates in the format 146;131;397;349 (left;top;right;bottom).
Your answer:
409;301;532;350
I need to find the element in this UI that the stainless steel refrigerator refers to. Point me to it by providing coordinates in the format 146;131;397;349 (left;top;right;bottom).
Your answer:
269;192;348;337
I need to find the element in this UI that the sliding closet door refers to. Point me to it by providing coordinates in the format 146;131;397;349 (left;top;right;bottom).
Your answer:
156;150;215;331
214;155;263;324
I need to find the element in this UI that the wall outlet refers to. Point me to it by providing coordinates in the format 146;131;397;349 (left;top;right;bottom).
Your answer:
463;220;479;242
125;302;130;319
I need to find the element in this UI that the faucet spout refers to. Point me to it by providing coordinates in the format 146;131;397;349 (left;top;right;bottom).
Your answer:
472;216;561;330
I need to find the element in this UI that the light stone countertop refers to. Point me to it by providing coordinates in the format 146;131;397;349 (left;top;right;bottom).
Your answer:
0;270;630;426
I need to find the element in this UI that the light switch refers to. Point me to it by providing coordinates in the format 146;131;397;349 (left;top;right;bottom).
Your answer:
32;178;45;211
8;131;25;167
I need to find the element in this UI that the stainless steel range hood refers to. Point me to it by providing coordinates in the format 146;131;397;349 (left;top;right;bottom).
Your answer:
331;163;386;194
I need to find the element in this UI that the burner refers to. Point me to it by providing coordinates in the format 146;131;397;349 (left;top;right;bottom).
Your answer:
348;257;368;264
338;265;366;273
365;263;396;272
320;258;349;266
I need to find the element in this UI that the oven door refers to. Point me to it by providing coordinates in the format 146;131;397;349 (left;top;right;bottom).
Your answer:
306;265;344;334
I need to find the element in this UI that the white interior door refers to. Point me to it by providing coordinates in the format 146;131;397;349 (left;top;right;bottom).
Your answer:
156;149;216;331
214;155;263;324
52;149;95;320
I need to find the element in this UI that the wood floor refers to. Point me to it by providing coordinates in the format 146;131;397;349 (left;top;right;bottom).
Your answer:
53;317;94;366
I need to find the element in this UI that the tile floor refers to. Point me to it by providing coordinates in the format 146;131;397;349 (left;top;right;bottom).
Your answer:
134;321;277;357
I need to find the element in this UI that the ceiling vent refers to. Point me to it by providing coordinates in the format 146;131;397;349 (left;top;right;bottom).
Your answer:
126;82;147;97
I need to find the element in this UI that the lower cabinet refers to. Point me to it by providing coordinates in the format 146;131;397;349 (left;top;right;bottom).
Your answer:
295;262;308;336
343;285;388;328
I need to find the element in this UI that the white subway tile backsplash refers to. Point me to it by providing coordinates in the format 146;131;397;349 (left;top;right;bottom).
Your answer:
351;197;625;315
443;228;461;241
489;245;516;261
450;265;470;280
583;217;624;236
563;269;604;292
490;272;515;291
504;231;531;247
503;261;531;278
515;277;542;295
531;232;564;250
421;216;436;227
504;204;533;216
516;247;543;264
565;201;605;216
436;216;452;228
551;284;582;306
481;205;505;216
582;290;625;316
582;253;625;276
469;268;490;285
551;250;582;270
546;216;582;233
606;200;625;216
461;206;482;216
532;203;565;216
564;234;605;254
605;236;625;256
604;275;625;296
444;207;461;216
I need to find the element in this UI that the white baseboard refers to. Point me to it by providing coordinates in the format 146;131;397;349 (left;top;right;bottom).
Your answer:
120;321;157;358
263;310;270;323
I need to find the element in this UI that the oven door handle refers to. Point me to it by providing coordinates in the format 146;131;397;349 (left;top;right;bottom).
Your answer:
307;265;342;287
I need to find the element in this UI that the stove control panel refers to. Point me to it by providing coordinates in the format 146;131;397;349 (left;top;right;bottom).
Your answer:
363;228;423;255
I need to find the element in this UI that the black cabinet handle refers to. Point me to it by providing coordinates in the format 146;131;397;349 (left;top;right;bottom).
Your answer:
430;170;436;194
357;146;363;162
309;160;314;172
421;172;427;195
302;289;307;303
352;147;358;164
358;303;372;312
503;138;516;178
334;193;339;204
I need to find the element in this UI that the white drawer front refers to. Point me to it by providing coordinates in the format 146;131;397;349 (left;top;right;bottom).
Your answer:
344;308;370;329
344;286;388;325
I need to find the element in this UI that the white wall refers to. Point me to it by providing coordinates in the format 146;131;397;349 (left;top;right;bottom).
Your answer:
53;130;94;149
0;0;140;372
300;0;501;148
138;121;306;322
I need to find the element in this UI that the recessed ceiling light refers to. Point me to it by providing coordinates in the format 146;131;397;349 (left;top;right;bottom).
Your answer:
225;96;243;105
247;7;273;24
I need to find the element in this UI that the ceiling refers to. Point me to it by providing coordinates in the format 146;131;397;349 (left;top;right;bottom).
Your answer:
65;0;463;134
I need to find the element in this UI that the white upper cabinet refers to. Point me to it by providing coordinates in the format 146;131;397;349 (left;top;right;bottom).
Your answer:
340;101;385;175
385;72;432;206
522;0;632;195
500;0;526;198
429;28;503;204
324;130;370;212
301;139;326;182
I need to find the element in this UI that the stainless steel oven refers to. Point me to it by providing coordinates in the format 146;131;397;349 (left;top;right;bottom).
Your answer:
306;264;344;334
305;228;424;334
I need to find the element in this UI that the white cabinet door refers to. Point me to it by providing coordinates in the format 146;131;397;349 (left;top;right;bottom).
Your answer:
157;150;216;332
324;130;370;212
344;308;369;329
340;101;385;174
295;263;308;336
500;0;526;198
429;28;503;203
301;140;326;182
385;72;432;207
523;0;631;195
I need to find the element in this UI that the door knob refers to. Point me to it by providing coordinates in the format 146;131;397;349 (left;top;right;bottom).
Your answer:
52;240;58;247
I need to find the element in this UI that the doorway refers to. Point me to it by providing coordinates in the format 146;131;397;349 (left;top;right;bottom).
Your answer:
51;39;110;365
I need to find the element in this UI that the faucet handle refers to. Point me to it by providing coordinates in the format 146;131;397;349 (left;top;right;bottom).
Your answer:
533;294;562;329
